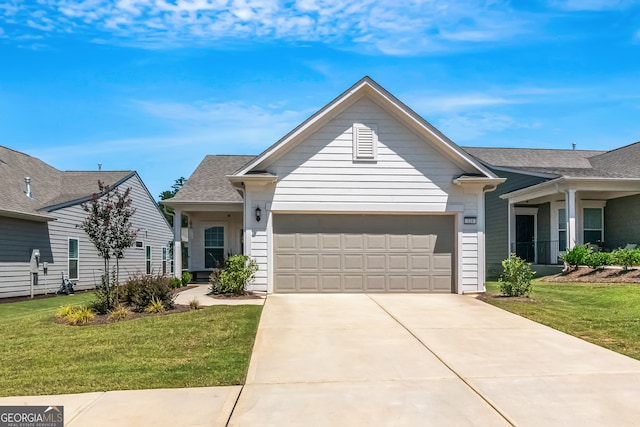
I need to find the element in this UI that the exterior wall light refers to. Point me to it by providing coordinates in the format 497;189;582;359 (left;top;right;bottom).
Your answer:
255;206;262;222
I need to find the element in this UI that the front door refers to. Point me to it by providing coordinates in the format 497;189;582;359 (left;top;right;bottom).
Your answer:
515;215;535;262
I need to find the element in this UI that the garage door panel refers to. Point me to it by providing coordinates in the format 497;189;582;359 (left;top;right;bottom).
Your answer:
321;275;341;291
365;276;385;291
299;275;319;291
275;254;296;270
299;254;319;270
388;255;409;271
344;275;364;291
321;254;341;269
343;234;364;250
344;254;364;270
388;275;409;291
366;254;386;270
273;214;454;293
298;234;319;249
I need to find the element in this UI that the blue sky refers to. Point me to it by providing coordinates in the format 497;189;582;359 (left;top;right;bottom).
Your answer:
1;0;639;199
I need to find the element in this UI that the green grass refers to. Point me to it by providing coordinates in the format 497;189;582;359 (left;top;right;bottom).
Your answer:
485;280;640;360
0;292;262;396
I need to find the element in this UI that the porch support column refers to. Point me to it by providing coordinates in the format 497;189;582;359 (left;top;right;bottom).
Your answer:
565;189;577;249
173;209;182;278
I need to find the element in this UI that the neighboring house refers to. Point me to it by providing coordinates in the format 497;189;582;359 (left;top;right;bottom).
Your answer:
0;146;173;298
163;77;505;294
464;144;640;277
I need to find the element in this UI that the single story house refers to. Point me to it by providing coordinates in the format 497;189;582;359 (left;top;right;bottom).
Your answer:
464;144;640;277
163;77;506;294
0;146;173;298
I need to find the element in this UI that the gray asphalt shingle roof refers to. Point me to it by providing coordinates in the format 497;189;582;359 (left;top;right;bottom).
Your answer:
170;155;256;203
0;146;133;218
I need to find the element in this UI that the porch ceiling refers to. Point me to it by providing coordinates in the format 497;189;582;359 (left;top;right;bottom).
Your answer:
161;200;243;213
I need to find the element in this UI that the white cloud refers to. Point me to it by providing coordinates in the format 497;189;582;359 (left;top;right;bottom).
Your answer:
437;112;536;141
0;0;534;53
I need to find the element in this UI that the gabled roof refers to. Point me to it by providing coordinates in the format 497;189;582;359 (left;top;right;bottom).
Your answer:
168;155;256;204
233;76;498;179
0;145;134;220
464;143;640;180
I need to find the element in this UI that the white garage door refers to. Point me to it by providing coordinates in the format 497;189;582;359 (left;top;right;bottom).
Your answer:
273;214;455;293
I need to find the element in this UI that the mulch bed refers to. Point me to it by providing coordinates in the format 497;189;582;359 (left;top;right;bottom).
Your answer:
210;292;264;300
545;266;640;283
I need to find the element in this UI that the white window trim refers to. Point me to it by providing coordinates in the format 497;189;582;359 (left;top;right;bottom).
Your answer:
204;223;227;269
68;237;79;280
579;201;606;245
352;123;378;162
145;245;152;274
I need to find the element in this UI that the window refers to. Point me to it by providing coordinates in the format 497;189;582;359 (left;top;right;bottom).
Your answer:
558;208;567;251
204;226;225;268
584;207;603;244
169;245;174;274
68;238;79;280
135;241;143;249
146;245;152;274
162;247;167;275
352;123;378;161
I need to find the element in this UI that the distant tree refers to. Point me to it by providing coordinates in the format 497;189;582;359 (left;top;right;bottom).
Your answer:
159;177;187;227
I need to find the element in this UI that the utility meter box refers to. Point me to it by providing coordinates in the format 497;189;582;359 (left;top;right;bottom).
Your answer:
30;249;40;273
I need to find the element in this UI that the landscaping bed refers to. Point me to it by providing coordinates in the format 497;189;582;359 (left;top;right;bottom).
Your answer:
546;266;640;283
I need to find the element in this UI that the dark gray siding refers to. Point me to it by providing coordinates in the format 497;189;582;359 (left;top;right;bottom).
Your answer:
605;194;640;249
485;170;549;278
536;203;552;264
0;217;54;298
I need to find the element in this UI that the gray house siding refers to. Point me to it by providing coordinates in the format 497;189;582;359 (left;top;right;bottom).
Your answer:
536;203;552;264
604;194;640;249
0;174;173;298
0;217;54;298
485;169;549;278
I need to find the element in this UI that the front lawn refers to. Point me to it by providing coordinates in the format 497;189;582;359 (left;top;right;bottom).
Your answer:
484;280;640;360
0;292;262;396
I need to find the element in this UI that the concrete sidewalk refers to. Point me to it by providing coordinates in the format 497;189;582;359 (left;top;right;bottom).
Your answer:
174;285;265;306
229;294;640;426
0;387;240;427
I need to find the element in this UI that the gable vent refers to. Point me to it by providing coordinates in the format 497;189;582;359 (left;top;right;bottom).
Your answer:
353;123;378;161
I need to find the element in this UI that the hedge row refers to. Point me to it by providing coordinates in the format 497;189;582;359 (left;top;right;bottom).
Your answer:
560;244;640;270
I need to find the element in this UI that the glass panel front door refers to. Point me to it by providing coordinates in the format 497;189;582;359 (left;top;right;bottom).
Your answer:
516;215;535;262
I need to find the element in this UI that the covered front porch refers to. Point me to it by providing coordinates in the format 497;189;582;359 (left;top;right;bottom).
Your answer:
501;177;640;266
166;202;244;282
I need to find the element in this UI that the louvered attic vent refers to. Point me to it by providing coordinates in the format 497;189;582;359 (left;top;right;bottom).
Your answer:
352;123;378;161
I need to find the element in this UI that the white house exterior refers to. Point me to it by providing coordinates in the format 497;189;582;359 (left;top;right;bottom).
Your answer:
0;146;173;298
165;77;504;293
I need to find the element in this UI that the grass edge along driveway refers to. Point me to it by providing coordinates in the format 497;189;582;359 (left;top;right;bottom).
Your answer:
484;280;640;361
0;292;262;397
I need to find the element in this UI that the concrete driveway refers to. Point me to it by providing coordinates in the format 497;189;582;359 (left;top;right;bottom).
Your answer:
228;294;640;426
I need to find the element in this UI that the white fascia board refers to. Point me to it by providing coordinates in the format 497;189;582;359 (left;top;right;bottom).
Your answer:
484;164;559;179
501;177;640;204
270;202;465;213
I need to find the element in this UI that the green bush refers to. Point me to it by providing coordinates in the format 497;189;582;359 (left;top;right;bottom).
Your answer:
145;297;165;313
91;272;119;314
65;307;95;325
586;251;612;270
210;255;258;295
107;305;130;322
170;277;182;289
119;273;175;312
499;254;535;297
611;248;640;270
181;272;193;286
560;244;592;269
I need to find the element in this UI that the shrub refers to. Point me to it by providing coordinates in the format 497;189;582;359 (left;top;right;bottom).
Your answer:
56;305;78;318
612;248;640;271
108;305;130;322
120;273;175;312
145;297;165;313
560;244;592;269
66;307;95;325
499;254;535;297
188;297;201;310
586;251;612;270
210;255;258;295
170;277;182;289
91;272;119;314
181;272;193;286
